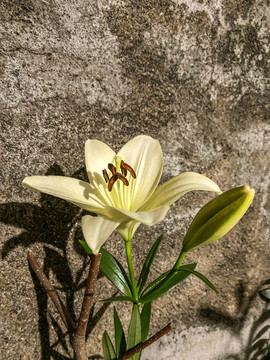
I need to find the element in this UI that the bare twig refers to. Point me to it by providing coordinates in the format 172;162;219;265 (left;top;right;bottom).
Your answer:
27;252;76;333
73;253;102;360
117;323;172;360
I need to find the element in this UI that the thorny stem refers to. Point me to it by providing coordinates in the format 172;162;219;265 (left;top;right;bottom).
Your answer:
125;240;138;300
27;252;76;333
116;323;172;360
73;253;102;360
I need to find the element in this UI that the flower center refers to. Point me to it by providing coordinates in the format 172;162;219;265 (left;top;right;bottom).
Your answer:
102;157;136;192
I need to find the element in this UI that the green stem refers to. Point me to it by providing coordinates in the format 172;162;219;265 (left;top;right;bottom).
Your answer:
173;250;187;270
125;240;138;300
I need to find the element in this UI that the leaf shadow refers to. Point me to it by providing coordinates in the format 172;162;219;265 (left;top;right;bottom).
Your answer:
1;163;111;359
199;281;270;360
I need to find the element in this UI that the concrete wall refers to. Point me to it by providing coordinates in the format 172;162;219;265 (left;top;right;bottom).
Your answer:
1;0;269;359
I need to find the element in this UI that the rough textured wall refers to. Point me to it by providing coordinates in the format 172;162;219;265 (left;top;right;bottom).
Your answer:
0;0;269;359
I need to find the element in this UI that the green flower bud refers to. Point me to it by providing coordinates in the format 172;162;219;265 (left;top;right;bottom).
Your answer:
182;185;255;252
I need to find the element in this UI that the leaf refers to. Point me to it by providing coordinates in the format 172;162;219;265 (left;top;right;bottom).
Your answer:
140;303;151;342
114;307;126;357
137;235;163;295
259;288;270;302
101;296;138;304
175;268;218;293
140;270;171;297
79;240;132;297
127;304;142;360
102;331;116;360
139;264;197;304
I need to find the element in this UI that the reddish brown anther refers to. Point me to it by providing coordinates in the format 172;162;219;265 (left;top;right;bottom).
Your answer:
121;160;136;179
108;163;116;175
108;173;118;192
102;169;110;183
117;173;129;186
120;161;127;177
103;159;136;192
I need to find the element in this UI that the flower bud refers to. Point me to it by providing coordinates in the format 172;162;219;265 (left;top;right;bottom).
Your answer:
182;185;255;252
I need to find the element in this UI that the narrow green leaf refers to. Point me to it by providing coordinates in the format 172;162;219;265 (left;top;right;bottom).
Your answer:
101;296;138;304
139;264;197;304
175;268;218;293
127;304;142;360
79;240;132;297
114;307;126;357
102;331;116;360
141;303;151;342
259;288;270;302
137;235;163;295
140;270;171;297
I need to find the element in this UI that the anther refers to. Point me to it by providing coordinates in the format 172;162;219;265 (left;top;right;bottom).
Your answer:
103;159;136;192
108;163;116;175
102;169;110;183
108;173;118;192
121;161;136;179
117;173;129;186
120;161;127;177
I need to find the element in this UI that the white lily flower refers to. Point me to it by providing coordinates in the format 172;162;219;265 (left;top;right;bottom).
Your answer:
22;135;221;254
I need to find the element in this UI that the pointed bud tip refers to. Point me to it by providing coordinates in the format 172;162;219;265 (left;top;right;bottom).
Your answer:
242;185;255;198
22;177;29;187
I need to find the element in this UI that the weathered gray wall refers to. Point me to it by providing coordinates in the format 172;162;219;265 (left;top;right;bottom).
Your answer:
0;0;269;359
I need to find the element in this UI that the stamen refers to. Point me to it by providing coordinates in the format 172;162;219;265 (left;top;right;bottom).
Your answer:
120;161;127;177
102;169;110;183
108;163;116;175
117;173;129;186
103;158;136;192
108;173;118;192
121;161;136;179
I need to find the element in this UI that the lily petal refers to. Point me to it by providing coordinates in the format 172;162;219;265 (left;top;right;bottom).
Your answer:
22;176;108;214
85;139;116;184
140;172;221;210
116;220;141;242
82;215;120;254
105;204;170;226
117;135;163;211
85;139;117;207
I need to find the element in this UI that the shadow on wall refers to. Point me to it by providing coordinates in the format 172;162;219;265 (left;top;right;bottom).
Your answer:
1;164;110;360
200;281;270;360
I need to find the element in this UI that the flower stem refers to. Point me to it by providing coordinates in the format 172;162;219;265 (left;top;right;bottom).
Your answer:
173;250;187;270
125;240;138;300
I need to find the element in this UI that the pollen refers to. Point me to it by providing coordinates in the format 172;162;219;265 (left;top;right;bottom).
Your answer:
102;159;136;192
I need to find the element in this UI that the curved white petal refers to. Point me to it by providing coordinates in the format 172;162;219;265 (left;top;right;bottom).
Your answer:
22;176;107;214
116;220;141;242
85;139;117;207
105;204;170;226
82;215;119;254
85;139;116;183
117;135;163;211
140;172;221;210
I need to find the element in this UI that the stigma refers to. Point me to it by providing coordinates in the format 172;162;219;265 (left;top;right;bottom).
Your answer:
102;158;136;192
